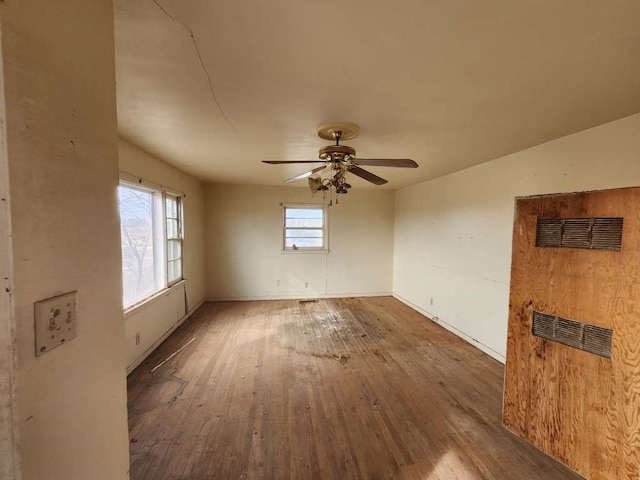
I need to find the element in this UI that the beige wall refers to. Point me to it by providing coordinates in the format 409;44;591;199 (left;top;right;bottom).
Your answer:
393;113;640;362
118;139;206;371
2;1;130;479
205;184;394;300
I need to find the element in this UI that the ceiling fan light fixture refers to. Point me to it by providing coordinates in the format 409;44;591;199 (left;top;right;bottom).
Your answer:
262;122;418;197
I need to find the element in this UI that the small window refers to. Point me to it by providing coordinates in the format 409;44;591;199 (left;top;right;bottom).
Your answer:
118;179;184;309
282;204;327;251
165;193;183;285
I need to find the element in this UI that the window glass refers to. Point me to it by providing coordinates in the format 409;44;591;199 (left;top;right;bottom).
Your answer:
283;205;326;250
168;259;182;284
119;185;159;307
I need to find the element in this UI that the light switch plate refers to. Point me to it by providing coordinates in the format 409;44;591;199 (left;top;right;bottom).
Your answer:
34;291;78;356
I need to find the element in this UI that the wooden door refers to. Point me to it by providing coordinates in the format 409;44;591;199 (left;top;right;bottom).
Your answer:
503;187;640;480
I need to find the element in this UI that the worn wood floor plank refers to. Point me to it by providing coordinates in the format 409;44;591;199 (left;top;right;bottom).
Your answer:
128;297;582;480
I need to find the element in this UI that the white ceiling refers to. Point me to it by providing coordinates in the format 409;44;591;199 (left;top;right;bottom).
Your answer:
114;0;640;189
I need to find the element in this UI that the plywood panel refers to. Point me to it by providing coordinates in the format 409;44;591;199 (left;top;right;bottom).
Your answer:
503;187;640;479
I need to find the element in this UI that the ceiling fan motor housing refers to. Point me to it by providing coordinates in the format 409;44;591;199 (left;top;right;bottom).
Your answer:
319;144;356;162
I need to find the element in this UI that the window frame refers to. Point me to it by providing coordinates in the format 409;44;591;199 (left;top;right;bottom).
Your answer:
281;203;329;253
118;174;185;310
164;192;184;286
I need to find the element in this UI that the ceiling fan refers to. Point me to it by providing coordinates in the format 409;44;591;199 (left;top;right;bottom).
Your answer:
262;123;418;195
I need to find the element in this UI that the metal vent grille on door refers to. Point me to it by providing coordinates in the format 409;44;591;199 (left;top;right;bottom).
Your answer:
532;311;613;358
535;217;623;251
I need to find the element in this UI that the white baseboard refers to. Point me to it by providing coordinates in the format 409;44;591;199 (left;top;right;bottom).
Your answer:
393;293;506;364
126;300;205;375
206;292;393;302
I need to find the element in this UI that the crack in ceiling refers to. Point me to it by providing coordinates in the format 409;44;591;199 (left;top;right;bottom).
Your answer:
116;1;640;187
150;0;238;138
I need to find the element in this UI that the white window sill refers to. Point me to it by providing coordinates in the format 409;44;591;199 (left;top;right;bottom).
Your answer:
281;249;329;254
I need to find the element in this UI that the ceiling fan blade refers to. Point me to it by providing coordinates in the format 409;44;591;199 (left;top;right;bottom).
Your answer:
263;160;326;165
284;165;327;184
347;166;388;185
351;158;418;168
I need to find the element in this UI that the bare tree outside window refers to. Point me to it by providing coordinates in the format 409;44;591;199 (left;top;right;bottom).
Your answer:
119;185;158;307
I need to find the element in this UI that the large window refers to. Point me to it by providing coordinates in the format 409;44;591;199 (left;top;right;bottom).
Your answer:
282;204;327;251
119;180;184;309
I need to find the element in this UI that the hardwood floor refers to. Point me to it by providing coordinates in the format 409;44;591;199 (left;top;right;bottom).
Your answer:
127;297;583;479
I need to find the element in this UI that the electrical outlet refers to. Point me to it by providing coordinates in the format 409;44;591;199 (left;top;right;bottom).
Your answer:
275;279;280;286
305;282;309;288
430;297;434;306
135;332;140;345
34;291;78;356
